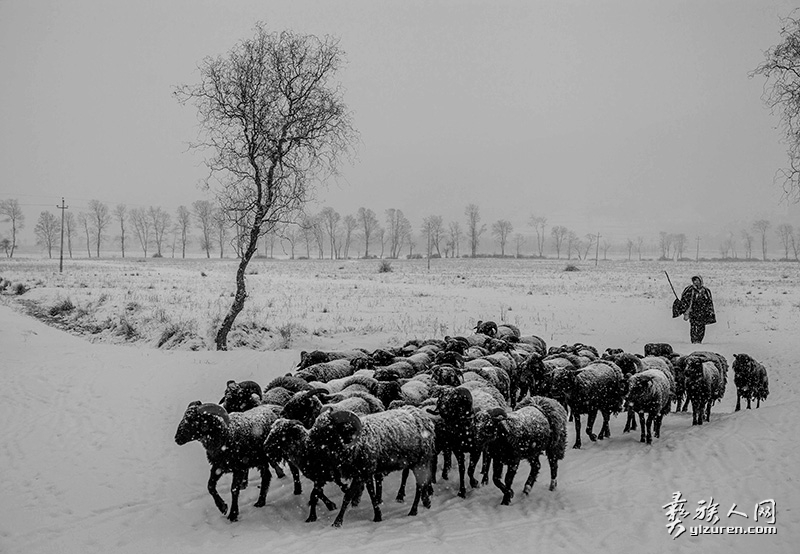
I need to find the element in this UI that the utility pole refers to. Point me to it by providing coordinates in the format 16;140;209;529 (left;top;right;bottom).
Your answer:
595;232;601;266
56;197;69;273
696;236;700;261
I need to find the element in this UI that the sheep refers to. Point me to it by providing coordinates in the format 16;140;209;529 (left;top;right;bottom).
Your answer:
481;396;568;505
564;361;626;449
174;401;300;521
265;374;313;394
295;358;359;383
732;353;769;411
261;386;294;407
529;354;576;412
219;380;262;413
674;351;728;412
474;320;498;337
644;342;674;358
496;323;521;341
296;349;371;370
262;418;348;523
625;369;673;444
463;366;511;402
308;407;436;527
426;381;507;498
684;358;726;425
516;334;547;356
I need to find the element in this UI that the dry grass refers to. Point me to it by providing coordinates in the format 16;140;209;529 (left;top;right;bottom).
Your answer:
1;257;798;350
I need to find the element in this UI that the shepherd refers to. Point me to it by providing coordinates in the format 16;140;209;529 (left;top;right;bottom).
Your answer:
674;275;716;344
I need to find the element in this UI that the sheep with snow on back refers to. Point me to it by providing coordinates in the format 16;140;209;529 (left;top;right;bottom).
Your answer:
625;369;673;444
174;401;290;521
684;357;726;425
296;349;371;370
427;380;507;498
308;407;436;527
732;353;769;411
564;360;626;449
674;351;728;412
263;418;347;523
480;396;567;505
295;358;360;383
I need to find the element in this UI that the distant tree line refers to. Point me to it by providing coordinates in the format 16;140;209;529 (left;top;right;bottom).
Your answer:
3;196;799;263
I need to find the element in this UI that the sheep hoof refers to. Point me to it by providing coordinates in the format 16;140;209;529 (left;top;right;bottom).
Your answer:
332;520;343;528
227;512;239;522
254;499;266;508
588;434;597;442
639;437;645;443
395;494;405;503
469;478;479;489
549;479;557;491
407;508;418;516
457;489;466;499
523;485;532;495
305;514;317;523
646;438;652;445
572;443;581;449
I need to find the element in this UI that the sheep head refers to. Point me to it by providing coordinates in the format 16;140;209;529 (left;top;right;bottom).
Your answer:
263;418;307;462
219;380;262;413
174;401;230;445
281;388;327;429
326;410;363;445
475;320;498;337
436;387;474;421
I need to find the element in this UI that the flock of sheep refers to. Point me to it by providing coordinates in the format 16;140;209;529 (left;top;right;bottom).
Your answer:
174;320;770;527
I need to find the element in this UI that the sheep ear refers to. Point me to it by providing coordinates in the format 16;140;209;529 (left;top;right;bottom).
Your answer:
226;380;237;389
187;400;202;409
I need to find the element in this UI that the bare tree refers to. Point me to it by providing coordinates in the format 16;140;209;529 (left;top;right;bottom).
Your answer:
175;205;192;258
602;238;611;260
320;207;341;259
34;211;60;258
752;12;800;202
0;199;25;258
88;199;110;258
658;231;673;260
148;206;171;257
448;221;463;258
550;225;568;259
213;208;227;258
385;208;410;259
464;204;486;257
192;200;215;258
753;219;771;260
791;228;800;260
777;223;794;259
78;212;92;257
311;215;326;258
626;238;635;261
64;211;76;258
341;214;357;258
513;233;525;258
356;207;379;258
0;238;10;257
566;230;580;260
280;224;300;259
491;219;513;256
741;229;754;259
114;204;128;258
674;233;688;260
636;236;644;261
130;208;150;257
422;215;444;258
528;215;547;257
581;233;595;261
176;25;356;349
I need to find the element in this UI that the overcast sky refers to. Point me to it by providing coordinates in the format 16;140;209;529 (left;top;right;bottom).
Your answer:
2;0;799;249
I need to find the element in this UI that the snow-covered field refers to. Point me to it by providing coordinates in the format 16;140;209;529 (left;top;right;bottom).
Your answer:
0;257;797;553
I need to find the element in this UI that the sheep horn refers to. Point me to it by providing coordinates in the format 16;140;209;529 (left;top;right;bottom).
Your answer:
197;403;231;425
327;410;363;444
486;407;508;420
426;406;440;416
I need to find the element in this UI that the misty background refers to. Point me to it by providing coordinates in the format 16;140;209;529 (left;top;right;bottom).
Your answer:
2;0;800;258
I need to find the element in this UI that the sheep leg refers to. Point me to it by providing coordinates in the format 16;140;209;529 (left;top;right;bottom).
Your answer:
599;410;612;439
705;400;712;422
623;409;634;433
253;465;272;507
681;396;690;412
654;413;663;438
207;466;228;516
572;412;582;449
455;451;468;498
492;458;508;498
364;476;383;523
546;452;559;491
288;462;302;496
638;412;647;443
374;473;384;506
480;448;491;485
522;457;541;495
756;397;761;408
332;477;360;528
396;468;409;502
747;396;752;409
305;484;324;523
467;450;481;489
408;464;432;515
227;469;248;522
645;412;654;444
501;461;519;505
441;449;452;481
586;410;598;442
735;393;742;412
270;460;286;479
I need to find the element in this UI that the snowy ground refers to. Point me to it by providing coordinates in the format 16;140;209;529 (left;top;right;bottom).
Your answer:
0;258;797;553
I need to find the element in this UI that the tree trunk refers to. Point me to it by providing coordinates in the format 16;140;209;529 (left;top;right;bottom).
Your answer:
215;209;264;351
